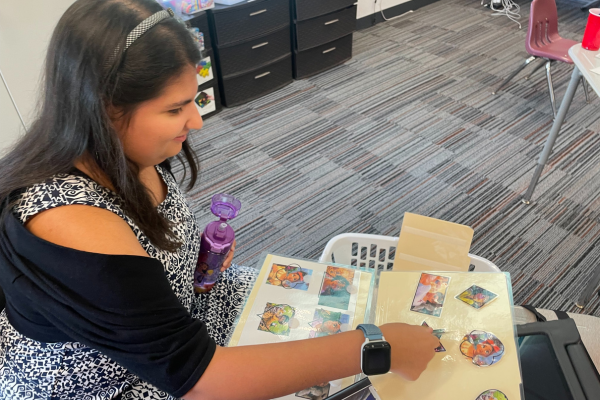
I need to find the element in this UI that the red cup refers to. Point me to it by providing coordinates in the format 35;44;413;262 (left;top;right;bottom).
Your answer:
582;8;600;51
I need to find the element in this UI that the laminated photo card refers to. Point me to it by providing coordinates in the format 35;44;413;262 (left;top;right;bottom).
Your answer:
194;87;216;116
229;254;375;400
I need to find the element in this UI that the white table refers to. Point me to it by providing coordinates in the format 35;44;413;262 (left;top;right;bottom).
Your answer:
522;43;600;309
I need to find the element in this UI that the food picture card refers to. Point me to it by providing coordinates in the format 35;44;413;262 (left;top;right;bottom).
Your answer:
370;271;521;400
196;55;214;85
194;87;216;116
229;254;374;400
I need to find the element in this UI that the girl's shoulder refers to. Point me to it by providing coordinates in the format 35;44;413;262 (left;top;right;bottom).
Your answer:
11;170;121;225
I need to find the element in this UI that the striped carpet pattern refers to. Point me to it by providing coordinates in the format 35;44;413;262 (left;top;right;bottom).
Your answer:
174;0;600;316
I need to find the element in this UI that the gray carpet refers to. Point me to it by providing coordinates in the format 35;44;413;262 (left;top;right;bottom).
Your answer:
174;0;600;316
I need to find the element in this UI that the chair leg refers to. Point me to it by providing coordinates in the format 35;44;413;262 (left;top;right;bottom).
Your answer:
493;56;537;95
545;61;557;117
576;264;600;309
581;77;591;104
581;0;600;11
524;59;546;80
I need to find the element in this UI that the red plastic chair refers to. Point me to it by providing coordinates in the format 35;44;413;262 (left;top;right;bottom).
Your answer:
492;0;588;116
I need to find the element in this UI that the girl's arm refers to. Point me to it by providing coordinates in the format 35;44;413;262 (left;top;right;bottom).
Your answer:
27;205;438;399
187;323;438;400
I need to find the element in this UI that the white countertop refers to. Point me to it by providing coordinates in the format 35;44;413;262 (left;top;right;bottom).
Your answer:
569;43;600;98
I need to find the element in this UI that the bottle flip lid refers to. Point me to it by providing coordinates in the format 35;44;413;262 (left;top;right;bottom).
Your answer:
210;193;241;221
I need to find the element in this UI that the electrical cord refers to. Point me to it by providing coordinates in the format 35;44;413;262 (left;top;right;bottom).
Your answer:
377;0;414;22
488;0;522;28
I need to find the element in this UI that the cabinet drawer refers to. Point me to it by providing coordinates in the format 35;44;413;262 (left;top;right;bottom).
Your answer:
294;34;352;79
294;5;356;51
209;0;290;46
189;12;213;50
217;26;291;78
293;0;355;21
220;54;293;107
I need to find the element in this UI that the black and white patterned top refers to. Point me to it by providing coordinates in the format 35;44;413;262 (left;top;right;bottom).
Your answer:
11;166;201;311
0;166;200;399
0;165;258;399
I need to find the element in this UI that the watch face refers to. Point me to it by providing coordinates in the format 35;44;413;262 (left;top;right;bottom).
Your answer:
362;341;391;375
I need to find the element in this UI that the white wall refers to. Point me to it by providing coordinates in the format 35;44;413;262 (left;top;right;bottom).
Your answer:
357;0;412;19
0;0;77;154
0;78;24;155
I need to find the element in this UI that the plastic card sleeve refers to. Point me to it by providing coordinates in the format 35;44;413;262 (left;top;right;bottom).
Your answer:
370;271;522;400
393;213;474;272
226;253;375;400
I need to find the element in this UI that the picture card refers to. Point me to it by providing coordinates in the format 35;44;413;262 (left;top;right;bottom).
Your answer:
266;263;312;291
196;55;214;85
475;389;508;400
455;285;498;309
318;266;356;310
194;87;216;116
459;330;505;367
257;302;297;336
410;273;450;317
309;308;350;338
421;321;446;352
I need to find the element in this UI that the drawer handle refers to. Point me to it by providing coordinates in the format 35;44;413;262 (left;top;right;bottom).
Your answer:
255;71;271;79
324;19;339;25
250;9;267;16
323;47;336;54
252;42;269;49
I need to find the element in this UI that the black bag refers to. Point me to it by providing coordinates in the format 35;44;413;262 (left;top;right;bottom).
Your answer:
518;305;600;400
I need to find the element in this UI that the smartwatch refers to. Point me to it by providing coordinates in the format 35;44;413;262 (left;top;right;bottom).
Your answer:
356;324;391;375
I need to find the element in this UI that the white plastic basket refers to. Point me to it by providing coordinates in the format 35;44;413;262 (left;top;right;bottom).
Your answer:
319;233;500;273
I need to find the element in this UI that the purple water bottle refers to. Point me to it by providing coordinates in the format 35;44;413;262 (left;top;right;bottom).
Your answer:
194;193;241;293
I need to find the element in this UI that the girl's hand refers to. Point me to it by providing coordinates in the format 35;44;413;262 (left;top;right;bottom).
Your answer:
380;323;438;381
220;240;236;272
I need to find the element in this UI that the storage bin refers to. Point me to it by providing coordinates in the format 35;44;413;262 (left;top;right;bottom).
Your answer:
217;26;291;78
294;5;356;51
293;0;355;21
219;54;293;107
209;0;290;46
294;34;352;79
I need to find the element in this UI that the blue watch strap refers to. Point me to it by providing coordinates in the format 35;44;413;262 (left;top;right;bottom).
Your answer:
357;324;383;341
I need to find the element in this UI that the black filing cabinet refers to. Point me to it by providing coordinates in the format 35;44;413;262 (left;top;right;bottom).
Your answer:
189;12;223;119
208;0;293;107
291;0;356;79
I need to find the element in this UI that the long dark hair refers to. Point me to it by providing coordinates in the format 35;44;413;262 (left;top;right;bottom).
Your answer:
0;0;202;251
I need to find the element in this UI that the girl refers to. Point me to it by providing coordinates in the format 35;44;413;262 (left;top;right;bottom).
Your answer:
0;0;438;399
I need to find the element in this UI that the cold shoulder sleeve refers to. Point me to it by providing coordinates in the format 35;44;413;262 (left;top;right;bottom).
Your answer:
0;213;215;397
